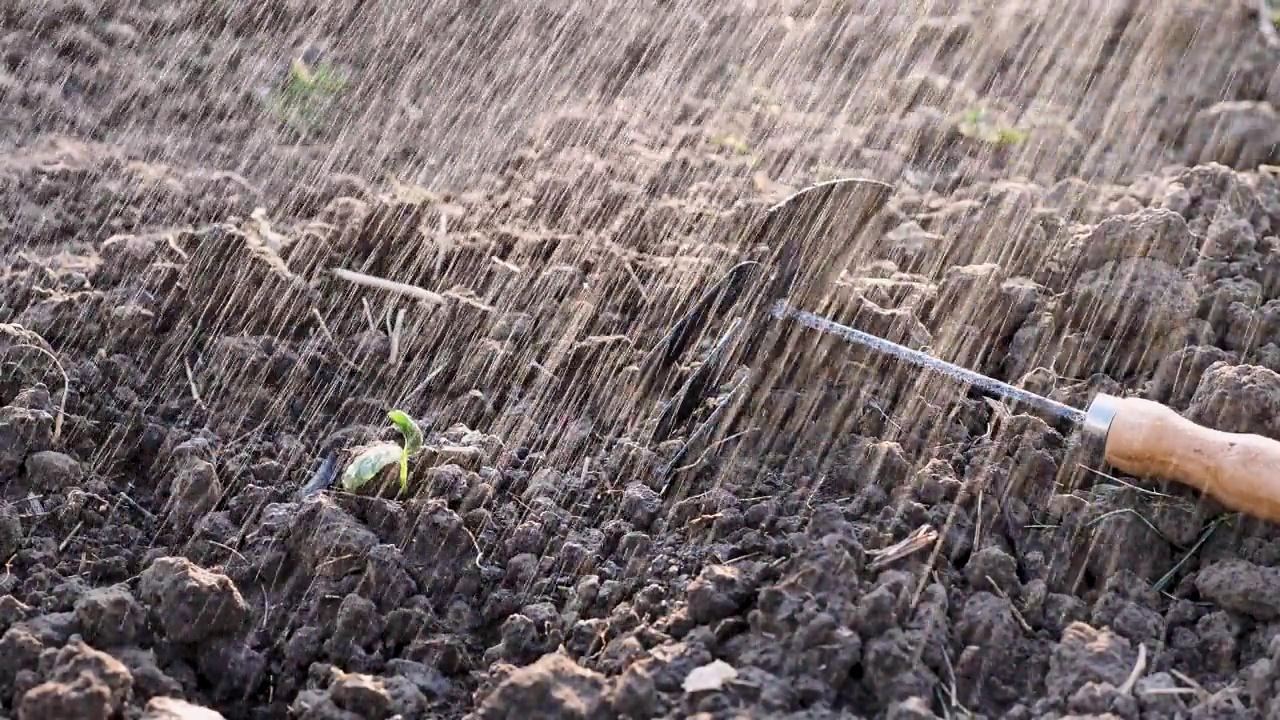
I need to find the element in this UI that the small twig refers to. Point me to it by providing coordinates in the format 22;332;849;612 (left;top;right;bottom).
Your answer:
940;646;960;705
309;309;360;370
183;359;207;410
1169;669;1210;704
1154;514;1227;593
434;213;449;277
868;524;939;571
981;397;1011;439
1086;508;1166;540
116;492;156;522
230;418;270;446
1084;469;1170;497
14;493;46;518
936;646;971;719
314;554;357;573
400;356;452;403
1118;642;1147;695
912;495;967;609
164;233;190;261
59;521;84;552
491;256;521;274
1081;464;1184;502
361;298;377;333
973;486;984;550
206;540;249;565
528;360;557;380
1138;688;1201;697
5;342;68;443
673;428;758;473
935;686;953;720
689;512;725;529
987;575;1033;633
333;267;446;306
388;307;405;366
458;519;485;569
865;400;905;435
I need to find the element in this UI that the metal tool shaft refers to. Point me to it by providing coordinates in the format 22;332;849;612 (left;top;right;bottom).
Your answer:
772;301;1088;431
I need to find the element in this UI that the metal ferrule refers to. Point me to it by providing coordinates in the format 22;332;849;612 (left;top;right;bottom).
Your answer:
1082;393;1122;443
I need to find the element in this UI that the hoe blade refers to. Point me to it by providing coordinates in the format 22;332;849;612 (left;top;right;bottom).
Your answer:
756;177;896;310
645;177;896;447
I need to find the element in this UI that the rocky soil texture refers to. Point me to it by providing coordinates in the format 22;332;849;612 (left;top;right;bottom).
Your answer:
5;0;1280;719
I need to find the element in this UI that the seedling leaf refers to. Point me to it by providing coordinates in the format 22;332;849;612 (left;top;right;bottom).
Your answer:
340;443;402;492
337;409;424;495
389;409;423;454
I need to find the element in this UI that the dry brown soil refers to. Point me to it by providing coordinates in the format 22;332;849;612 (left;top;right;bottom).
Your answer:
5;1;1280;718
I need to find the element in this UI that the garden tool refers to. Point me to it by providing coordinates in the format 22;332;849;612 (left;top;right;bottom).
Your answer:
636;177;895;443
773;300;1280;524
646;177;1280;524
650;172;1280;520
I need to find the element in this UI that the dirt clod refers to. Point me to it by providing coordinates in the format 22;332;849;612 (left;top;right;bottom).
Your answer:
162;459;223;534
73;585;146;648
686;564;756;625
136;557;250;644
1196;558;1280;621
472;653;609;720
1045;623;1137;701
17;637;133;720
23;451;81;493
1187;362;1280;439
141;696;229;720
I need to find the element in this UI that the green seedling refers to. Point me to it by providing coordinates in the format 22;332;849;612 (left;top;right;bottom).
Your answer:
340;410;424;495
266;56;350;138
956;106;1029;147
709;132;752;155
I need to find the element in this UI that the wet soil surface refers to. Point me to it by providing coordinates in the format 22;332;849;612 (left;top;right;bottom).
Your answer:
7;1;1280;719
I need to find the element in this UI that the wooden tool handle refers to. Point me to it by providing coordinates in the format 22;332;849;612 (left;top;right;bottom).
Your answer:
1103;396;1280;522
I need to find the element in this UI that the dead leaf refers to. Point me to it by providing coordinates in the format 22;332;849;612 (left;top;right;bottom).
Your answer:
683;659;738;693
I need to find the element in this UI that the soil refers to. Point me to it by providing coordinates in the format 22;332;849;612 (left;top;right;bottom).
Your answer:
5;1;1280;719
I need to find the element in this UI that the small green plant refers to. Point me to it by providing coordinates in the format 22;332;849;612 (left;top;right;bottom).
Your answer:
340;410;424;495
267;56;350;138
709;132;752;155
956;105;1029;147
